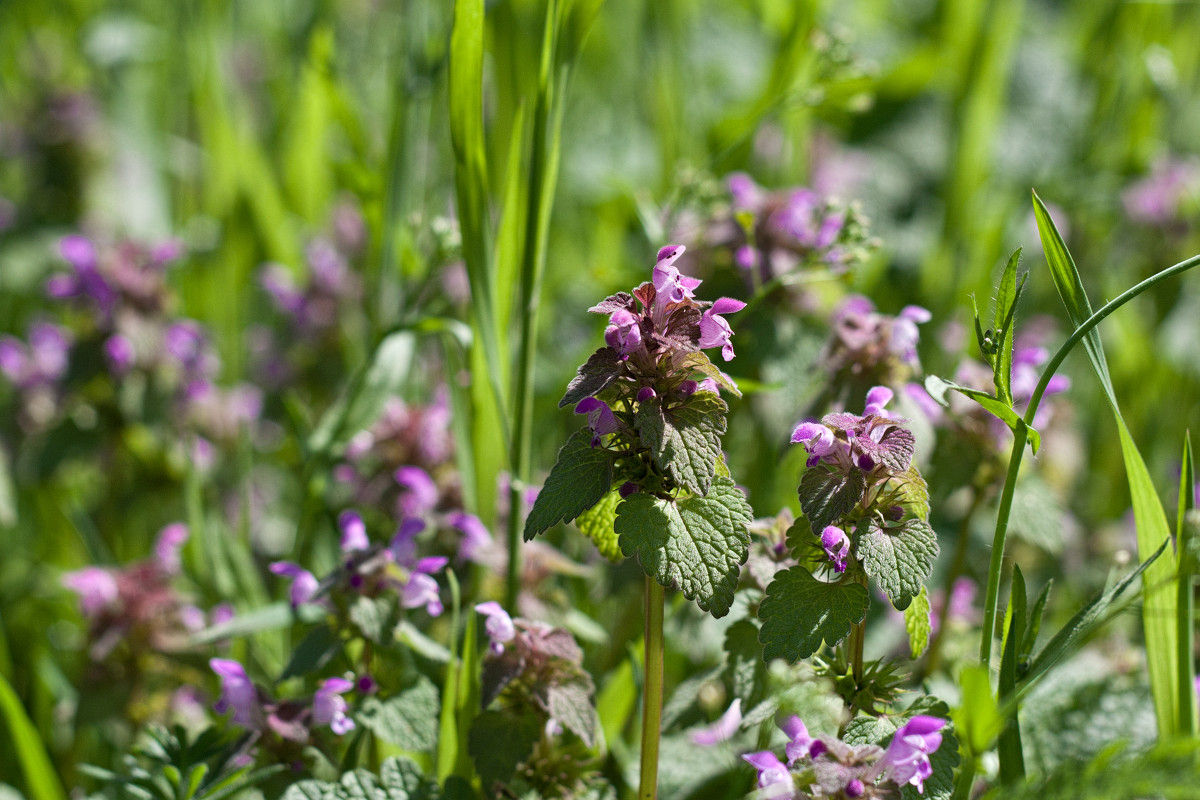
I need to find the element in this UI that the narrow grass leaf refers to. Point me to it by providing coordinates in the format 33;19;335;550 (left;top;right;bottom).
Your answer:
1176;431;1197;735
998;565;1026;784
0;672;68;800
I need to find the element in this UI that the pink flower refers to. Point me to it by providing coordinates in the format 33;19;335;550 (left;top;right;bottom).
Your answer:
338;510;370;553
210;658;259;728
781;715;825;764
652;245;701;308
62;567;119;616
698;297;747;361
268;562;320;608
691;698;742;746
154;523;189;575
447;511;492;564
312;677;355;735
475;601;516;656
875;715;946;793
394;466;439;516
575;397;621;447
820;526;851;573
742;750;794;797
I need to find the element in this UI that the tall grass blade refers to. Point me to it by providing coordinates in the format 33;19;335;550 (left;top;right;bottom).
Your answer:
1176;432;1197;736
1032;189;1180;738
0;672;68;800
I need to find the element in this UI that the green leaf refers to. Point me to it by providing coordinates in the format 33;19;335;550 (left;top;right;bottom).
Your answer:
358;678;439;752
956;664;1003;755
1176;432;1198;736
757;567;870;661
635;393;728;496
574;488;622;562
991;248;1025;406
1021;539;1168;693
797;467;866;537
282;758;437;800
467;709;541;791
903;585;932;658
723;620;767;704
856;518;938;611
0;672;68;800
349;595;399;644
189;602;325;645
279;626;342;681
524;429;615;540
308;331;416;457
843;696;960;800
543;678;597;747
923;375;1041;453
679;352;743;398
559;347;620;408
615;477;752;617
894;465;930;522
1021;579;1053;668
1033;190;1179;737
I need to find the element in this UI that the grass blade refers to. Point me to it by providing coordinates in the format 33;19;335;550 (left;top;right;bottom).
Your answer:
998;565;1026;784
1032;190;1180;738
0;672;67;800
1176;432;1197;736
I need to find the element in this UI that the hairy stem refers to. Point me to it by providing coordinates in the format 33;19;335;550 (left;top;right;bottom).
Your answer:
639;577;665;800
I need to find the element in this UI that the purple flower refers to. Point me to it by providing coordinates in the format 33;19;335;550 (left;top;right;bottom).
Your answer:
637;386;657;403
781;715;825;764
742;751;794;796
575;397;621;447
447;511;492;564
62;567;119;616
652;245;701;308
475;601;516;656
388;517;426;565
312;677;355;735
728;173;762;210
862;385;894;418
269;562;320;608
845;778;865;798
1122;157;1200;227
104;334;136;375
699;297;747;361
691;698;742;746
59;235;96;270
400;558;446;616
791;421;837;467
820;526;851;573
154;523;189;575
210;658;259;727
28;323;71;381
605;307;643;357
338;510;370;553
889;306;931;363
876;715;946;794
394;466;439;516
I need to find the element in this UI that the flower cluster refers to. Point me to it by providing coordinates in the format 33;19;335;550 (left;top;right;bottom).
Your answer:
0;320;72;429
269;509;452;627
566;245;745;479
724;173;877;284
744;714;947;798
61;523;233;660
210;658;357;742
822;295;931;393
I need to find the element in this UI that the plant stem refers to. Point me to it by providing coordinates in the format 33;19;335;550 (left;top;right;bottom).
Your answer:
979;423;1027;666
639;577;665;800
849;619;865;686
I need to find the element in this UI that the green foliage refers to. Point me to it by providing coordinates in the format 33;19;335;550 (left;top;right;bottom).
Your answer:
634;392;728;496
615;477;752;617
923;375;1041;453
358;678;440;752
559;347;620;408
467;709;542;792
758;567;870;662
797;466;866;539
279;626;342;681
980;740;1200;800
573;487;623;562
283;757;439;800
0;672;67;800
842;696;960;800
903;586;932;659
1034;190;1181;737
955;664;1003;756
998;565;1027;784
855;517;938;611
524;430;615;540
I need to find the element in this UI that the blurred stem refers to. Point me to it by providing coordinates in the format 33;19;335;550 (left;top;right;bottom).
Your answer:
639;577;665;800
848;619;865;686
979;424;1026;666
951;755;977;800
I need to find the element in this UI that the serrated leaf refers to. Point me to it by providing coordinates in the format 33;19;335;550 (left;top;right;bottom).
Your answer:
843;697;960;800
615;477;752;617
350;594;398;643
923;375;1041;453
894;465;930;521
544;679;597;747
635;393;727;496
679;351;742;397
359;678;439;752
524;429;614;540
856;518;939;611
468;709;541;791
282;757;437;800
798;467;866;536
574;488;622;561
904;585;932;658
558;347;620;408
757;567;869;661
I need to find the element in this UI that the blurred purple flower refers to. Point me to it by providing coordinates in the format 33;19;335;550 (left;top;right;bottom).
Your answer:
1122;156;1200;227
475;601;516;656
690;698;742;746
269;562;320;608
211;658;260;728
781;715;825;764
312;677;355;735
104;334;136;375
448;511;492;564
338;510;370;553
154;523;189;575
400;557;446;616
875;715;946;794
62;567;119;616
394;466;439;516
